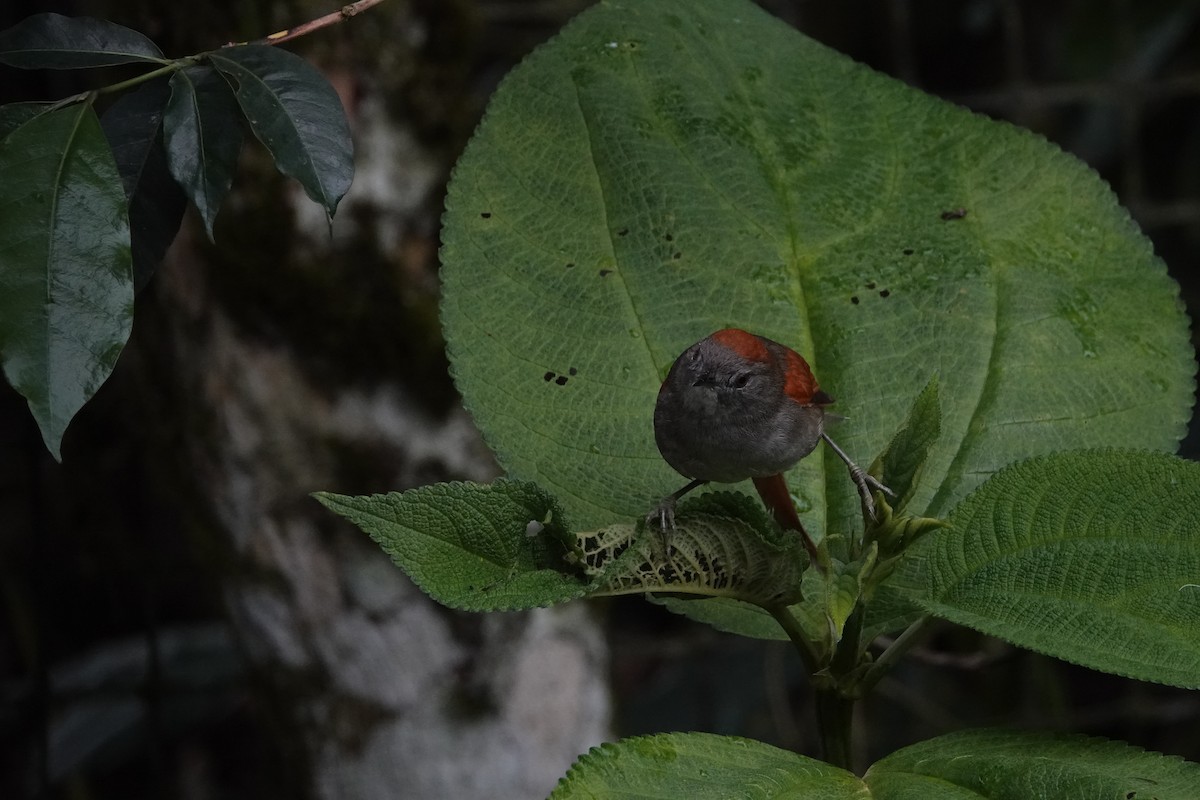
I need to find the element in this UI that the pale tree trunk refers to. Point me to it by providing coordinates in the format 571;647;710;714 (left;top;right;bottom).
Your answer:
133;55;611;800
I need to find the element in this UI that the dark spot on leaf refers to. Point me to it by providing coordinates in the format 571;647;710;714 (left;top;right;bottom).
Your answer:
880;289;890;298
851;296;860;305
543;371;555;382
672;252;682;260
480;212;492;219
555;376;568;386
599;269;612;277
902;248;914;256
664;232;674;241
617;227;629;236
866;281;876;289
1126;793;1136;799
565;262;575;269
941;207;967;220
568;367;578;376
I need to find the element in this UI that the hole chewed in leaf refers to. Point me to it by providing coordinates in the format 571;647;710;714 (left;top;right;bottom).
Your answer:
572;493;803;605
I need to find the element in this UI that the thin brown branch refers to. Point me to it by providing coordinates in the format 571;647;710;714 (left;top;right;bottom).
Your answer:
224;0;388;48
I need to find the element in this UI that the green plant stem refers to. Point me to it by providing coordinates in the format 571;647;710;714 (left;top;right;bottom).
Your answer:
767;602;859;769
765;603;820;675
814;689;855;771
858;614;933;695
49;61;183;112
98;61;180;95
818;604;866;770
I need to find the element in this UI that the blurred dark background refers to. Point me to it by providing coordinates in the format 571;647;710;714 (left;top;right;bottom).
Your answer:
2;0;1198;797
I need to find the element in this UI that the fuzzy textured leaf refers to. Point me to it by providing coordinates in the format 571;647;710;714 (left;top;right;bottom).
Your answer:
550;729;1200;799
551;732;860;799
891;450;1200;688
865;729;1200;799
869;376;940;513
0;13;165;69
209;45;352;218
440;0;1192;551
0;103;132;460
313;482;588;611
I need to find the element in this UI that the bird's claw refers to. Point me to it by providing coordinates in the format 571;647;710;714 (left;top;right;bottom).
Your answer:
821;433;894;523
849;466;893;522
646;495;678;531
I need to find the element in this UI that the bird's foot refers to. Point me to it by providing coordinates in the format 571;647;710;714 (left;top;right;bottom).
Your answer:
645;494;678;531
849;465;894;522
822;433;894;522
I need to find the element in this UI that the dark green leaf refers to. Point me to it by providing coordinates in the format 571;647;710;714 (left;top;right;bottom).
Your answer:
209;45;352;218
866;729;1200;799
0;102;53;139
101;79;187;290
0;103;132;460
0;13;166;69
163;65;244;239
891;450;1200;688
313;482;588;611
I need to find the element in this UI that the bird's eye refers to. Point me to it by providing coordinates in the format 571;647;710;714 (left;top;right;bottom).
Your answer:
730;372;751;389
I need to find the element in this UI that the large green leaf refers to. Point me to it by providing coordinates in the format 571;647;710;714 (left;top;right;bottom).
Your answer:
163;66;245;239
208;45;353;218
889;450;1200;688
101;79;187;290
550;729;1200;798
0;103;132;460
0;13;166;69
440;0;1192;545
865;729;1200;799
